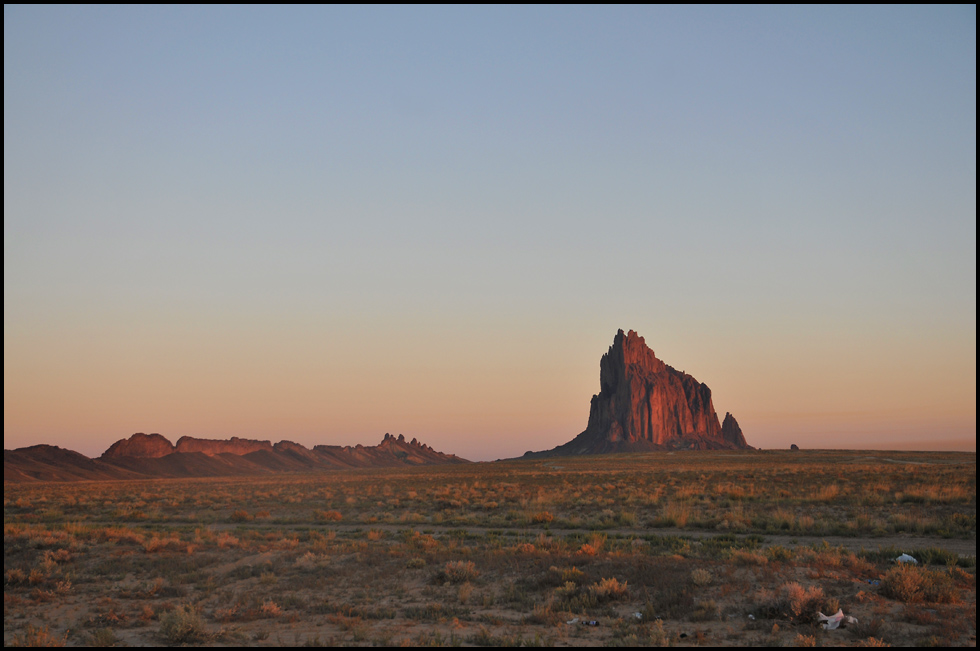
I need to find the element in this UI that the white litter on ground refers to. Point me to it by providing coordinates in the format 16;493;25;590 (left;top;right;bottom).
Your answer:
818;609;845;630
895;553;918;564
817;609;858;630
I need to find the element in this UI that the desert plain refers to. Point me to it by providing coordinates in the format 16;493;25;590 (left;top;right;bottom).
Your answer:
3;449;976;647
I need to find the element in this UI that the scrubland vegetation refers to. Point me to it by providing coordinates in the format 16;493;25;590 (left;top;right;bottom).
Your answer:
4;450;975;646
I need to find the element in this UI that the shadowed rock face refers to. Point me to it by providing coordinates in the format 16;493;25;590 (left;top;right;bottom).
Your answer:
721;412;747;448
526;329;751;457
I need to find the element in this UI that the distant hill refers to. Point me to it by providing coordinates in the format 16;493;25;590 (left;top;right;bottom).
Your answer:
4;445;145;483
525;329;751;457
5;433;467;483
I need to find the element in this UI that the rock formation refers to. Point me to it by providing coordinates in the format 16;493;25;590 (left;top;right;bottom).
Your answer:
721;413;747;448
4;432;468;483
102;432;175;458
526;329;751;456
5;445;145;482
174;436;274;456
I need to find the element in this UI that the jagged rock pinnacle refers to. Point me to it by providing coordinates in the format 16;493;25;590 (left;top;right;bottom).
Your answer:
526;329;751;456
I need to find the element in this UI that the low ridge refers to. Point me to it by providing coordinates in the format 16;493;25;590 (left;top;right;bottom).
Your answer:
5;432;467;483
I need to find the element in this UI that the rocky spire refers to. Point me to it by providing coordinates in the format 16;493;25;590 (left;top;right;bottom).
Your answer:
721;412;747;448
526;329;751;456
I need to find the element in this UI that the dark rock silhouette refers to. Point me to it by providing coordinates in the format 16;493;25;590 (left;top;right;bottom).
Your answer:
5;445;144;482
526;329;751;457
721;413;747;448
791;444;800;451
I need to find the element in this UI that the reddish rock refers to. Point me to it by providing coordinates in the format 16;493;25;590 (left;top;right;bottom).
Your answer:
527;329;751;456
101;433;175;459
10;432;468;483
174;436;274;456
272;440;321;465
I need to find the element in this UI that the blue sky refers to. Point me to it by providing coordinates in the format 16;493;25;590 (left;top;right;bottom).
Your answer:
4;6;976;458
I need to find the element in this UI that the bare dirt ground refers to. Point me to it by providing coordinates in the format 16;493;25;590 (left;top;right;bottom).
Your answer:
4;450;976;646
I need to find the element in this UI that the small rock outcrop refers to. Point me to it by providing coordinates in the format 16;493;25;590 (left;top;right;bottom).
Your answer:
721;413;747;448
526;329;751;456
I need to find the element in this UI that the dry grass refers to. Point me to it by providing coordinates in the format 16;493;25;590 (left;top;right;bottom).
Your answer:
441;560;479;584
881;564;959;604
2;449;975;646
159;605;208;644
590;577;629;602
690;568;713;586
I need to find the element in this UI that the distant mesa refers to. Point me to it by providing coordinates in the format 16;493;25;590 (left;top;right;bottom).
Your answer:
102;432;174;459
174;436;274;456
6;432;467;483
525;329;752;457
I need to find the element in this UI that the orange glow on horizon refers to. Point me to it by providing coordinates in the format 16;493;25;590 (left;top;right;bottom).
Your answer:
4;318;975;460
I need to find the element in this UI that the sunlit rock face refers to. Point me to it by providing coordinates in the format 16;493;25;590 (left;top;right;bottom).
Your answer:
526;329;751;457
174;436;274;456
101;432;175;459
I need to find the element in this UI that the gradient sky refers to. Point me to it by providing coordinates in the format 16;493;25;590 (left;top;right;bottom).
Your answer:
5;6;976;460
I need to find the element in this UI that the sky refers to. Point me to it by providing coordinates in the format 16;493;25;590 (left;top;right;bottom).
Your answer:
4;6;976;460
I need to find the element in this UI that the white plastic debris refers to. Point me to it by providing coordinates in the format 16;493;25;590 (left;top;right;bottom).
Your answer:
845;615;859;625
633;612;643;620
748;614;756;620
566;617;579;625
895;553;918;564
818;609;844;630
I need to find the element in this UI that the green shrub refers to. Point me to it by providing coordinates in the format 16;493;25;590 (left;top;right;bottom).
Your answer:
159;605;207;644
